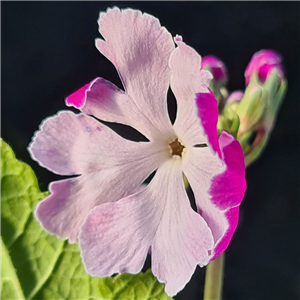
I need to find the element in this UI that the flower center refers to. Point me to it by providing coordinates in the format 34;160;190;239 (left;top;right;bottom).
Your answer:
169;138;185;157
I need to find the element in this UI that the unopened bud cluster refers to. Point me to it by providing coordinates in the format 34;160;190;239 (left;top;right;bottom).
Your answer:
203;50;287;166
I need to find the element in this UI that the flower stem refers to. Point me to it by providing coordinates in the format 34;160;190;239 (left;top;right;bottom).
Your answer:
203;253;225;300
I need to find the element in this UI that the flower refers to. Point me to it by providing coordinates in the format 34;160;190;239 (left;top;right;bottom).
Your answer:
244;49;284;85
28;7;246;296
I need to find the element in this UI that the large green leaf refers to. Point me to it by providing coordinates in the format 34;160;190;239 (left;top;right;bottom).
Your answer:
1;139;172;300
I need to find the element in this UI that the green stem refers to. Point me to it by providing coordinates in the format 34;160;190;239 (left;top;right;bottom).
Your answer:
203;253;225;300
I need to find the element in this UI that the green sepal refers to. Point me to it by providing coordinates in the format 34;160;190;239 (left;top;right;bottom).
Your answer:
264;77;288;132
244;133;270;167
225;110;240;138
263;68;280;100
223;100;239;113
237;130;254;154
238;67;287;166
217;115;230;135
249;70;260;85
236;84;268;134
209;81;228;113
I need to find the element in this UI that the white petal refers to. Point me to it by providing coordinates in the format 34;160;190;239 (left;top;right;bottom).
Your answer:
30;111;170;242
169;37;213;146
29;110;169;175
80;159;214;297
93;7;175;140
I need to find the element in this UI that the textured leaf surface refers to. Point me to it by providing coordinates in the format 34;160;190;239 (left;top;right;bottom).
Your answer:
96;269;172;300
1;140;172;300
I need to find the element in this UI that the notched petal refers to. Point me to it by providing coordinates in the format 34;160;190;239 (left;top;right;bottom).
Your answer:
79;160;214;297
184;130;246;259
94;7;175;140
170;37;213;146
210;131;246;210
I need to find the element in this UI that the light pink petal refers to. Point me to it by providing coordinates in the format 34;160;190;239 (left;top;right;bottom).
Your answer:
227;90;244;104
79;181;159;278
80;159;214;297
66;78;174;141
183;132;246;258
169;36;213;147
183;147;226;247
35;141;167;243
151;161;214;296
199;69;214;87
30;111;169;242
195;90;221;157
28;111;169;175
74;7;175;140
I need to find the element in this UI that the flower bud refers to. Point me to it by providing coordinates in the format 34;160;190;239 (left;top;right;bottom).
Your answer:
201;55;228;84
224;90;244;113
226;90;244;104
201;55;228;110
237;69;287;166
236;84;268;135
244;49;284;85
217;91;243;137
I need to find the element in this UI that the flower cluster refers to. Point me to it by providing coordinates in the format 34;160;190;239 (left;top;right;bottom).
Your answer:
29;7;246;296
209;51;287;166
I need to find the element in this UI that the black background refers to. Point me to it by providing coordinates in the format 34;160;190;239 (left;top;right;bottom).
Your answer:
2;2;300;300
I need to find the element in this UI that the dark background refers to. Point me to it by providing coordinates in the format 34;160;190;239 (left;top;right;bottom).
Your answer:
2;2;300;300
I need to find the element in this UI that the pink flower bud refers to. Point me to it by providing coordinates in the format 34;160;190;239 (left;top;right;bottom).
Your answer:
226;90;244;104
244;49;284;85
201;55;228;82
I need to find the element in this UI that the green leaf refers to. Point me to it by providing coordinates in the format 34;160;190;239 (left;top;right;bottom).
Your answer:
1;139;172;300
96;269;172;300
1;139;65;299
1;237;25;300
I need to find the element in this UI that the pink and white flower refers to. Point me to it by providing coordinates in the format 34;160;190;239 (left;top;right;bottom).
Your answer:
28;7;246;296
244;49;284;85
201;55;228;83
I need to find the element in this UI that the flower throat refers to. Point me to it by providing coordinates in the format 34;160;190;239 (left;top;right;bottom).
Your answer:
169;138;185;157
